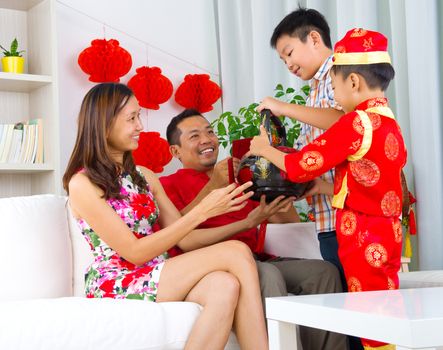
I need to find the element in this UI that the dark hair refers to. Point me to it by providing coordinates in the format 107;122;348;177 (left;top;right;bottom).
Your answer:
166;108;205;146
63;83;147;199
331;63;395;91
270;7;332;49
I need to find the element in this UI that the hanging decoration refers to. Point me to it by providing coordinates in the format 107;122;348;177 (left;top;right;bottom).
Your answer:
402;191;417;259
132;131;172;173
174;74;221;113
127;66;173;110
78;38;132;82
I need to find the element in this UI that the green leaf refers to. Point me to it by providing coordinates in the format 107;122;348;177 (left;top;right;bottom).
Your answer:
229;131;241;142
220;111;232;119
301;85;310;96
11;38;18;55
217;122;227;136
293;95;306;105
275;91;284;98
286;87;295;94
242;125;260;138
275;84;283;91
298;212;309;222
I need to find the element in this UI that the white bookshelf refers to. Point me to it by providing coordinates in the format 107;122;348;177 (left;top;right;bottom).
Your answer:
0;0;60;198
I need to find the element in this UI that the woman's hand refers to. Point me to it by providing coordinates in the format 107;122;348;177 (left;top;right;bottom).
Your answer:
196;181;254;221
246;195;295;228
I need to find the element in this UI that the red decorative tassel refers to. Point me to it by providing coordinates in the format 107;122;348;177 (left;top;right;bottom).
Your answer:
127;66;173;110
175;74;221;113
409;191;417;205
132;132;172;173
78;39;132;82
409;209;417;235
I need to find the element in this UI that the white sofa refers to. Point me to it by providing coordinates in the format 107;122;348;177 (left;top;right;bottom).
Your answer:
0;194;442;350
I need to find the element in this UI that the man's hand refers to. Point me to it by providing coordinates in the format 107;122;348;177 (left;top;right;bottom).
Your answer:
257;96;287;116
209;157;240;188
246;195;295;228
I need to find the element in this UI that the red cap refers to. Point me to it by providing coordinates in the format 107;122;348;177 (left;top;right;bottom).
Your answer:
333;28;391;65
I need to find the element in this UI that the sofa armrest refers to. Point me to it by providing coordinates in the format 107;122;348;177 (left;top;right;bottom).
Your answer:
399;270;443;289
264;222;322;259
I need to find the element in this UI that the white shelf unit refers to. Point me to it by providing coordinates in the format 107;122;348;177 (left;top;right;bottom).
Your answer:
0;0;60;198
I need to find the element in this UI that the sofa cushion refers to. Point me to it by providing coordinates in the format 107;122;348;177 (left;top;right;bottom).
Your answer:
66;202;94;296
0;195;72;300
264;222;322;259
0;297;239;349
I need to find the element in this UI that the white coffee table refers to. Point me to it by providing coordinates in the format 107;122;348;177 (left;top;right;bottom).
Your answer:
266;287;443;350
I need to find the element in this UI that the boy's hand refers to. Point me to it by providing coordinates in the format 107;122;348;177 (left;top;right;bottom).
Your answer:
249;125;271;156
296;177;334;201
257;97;286;116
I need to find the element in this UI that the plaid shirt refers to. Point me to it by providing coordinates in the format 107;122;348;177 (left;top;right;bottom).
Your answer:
295;55;340;234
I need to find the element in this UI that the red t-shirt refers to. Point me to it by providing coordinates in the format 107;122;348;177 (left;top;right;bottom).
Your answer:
160;168;260;253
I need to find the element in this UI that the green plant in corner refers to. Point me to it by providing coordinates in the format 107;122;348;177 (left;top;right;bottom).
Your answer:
211;83;310;153
0;38;25;57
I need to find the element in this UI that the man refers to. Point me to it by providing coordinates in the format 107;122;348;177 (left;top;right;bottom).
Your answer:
160;109;347;350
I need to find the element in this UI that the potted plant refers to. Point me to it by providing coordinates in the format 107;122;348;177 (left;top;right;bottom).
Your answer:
1;38;25;74
211;83;315;222
211;83;310;152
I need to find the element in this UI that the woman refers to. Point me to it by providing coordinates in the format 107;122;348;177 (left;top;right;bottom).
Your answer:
63;83;268;350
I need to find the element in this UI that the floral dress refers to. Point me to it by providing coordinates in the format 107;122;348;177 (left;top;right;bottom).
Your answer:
76;170;168;301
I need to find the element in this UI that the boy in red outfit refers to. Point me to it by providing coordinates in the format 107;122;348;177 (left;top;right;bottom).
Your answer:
250;28;406;350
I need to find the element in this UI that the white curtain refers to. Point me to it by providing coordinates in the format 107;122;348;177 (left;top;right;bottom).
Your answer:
215;0;443;270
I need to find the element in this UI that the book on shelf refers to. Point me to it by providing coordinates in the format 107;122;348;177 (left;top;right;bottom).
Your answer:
0;124;14;163
24;124;35;163
0;124;6;161
28;118;43;164
7;123;24;163
0;118;44;165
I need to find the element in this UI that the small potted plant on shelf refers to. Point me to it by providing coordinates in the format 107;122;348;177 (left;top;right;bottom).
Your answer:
1;38;25;74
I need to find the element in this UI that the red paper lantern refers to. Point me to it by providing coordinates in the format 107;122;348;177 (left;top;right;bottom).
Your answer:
174;74;221;113
78;38;132;83
132;131;172;173
127;66;173;110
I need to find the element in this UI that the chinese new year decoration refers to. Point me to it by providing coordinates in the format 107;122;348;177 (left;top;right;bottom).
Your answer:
174;74;221;113
78;39;132;83
127;66;173;110
132;132;172;173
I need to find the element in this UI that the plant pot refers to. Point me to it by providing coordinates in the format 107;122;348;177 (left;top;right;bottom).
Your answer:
2;56;24;73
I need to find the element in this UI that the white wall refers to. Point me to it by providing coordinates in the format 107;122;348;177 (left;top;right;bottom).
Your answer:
56;0;221;180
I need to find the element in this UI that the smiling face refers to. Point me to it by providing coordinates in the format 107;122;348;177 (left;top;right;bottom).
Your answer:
107;95;143;161
275;32;324;81
170;115;219;172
